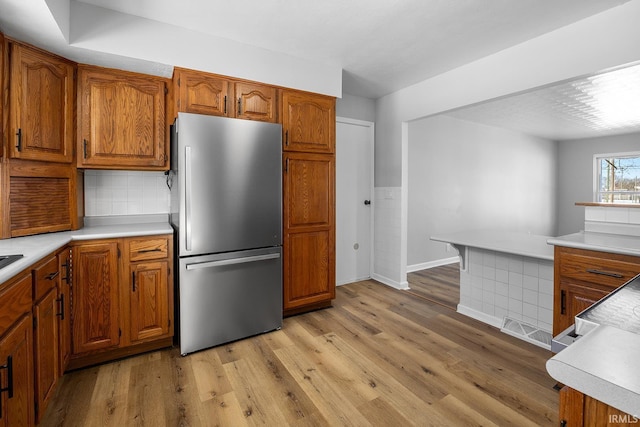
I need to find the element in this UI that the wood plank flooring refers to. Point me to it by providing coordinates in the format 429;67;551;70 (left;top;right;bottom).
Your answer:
407;264;460;310
41;279;558;426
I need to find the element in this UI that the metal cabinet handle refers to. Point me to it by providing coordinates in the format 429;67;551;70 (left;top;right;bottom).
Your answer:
138;248;162;253
46;271;60;281
62;259;71;285
238;98;242;115
56;294;65;320
560;290;566;315
223;95;227;114
0;356;14;418
83;139;88;159
132;271;136;292
285;130;289;146
586;269;623;278
16;129;22;151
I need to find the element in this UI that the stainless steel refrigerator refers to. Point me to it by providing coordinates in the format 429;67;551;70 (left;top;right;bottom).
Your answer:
169;112;283;355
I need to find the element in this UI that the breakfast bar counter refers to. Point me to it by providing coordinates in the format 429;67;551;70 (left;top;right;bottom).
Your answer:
430;230;555;346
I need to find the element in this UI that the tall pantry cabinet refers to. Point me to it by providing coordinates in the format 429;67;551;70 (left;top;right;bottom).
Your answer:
281;90;336;315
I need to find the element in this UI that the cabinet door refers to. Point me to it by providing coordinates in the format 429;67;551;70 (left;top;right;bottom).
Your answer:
9;43;74;163
0;315;33;427
559;386;583;427
33;288;58;422
175;68;231;117
281;90;335;153
283;153;335;230
129;261;169;342
235;82;277;122
283;153;335;311
554;282;610;335
57;247;72;373
72;242;120;354
283;230;335;310
78;66;167;169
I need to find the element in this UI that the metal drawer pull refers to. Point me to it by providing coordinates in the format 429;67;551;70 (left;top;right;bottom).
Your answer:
46;271;60;280
586;269;623;278
138;248;162;253
186;253;280;270
560;290;566;315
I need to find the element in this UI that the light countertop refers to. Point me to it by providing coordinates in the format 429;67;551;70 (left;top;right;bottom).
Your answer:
0;215;172;284
430;230;554;261
547;231;640;257
547;325;640;417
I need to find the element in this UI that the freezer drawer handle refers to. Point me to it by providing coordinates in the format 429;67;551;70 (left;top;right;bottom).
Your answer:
186;253;281;270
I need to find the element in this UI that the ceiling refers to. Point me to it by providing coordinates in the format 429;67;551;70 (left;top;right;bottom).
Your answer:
63;0;630;99
0;0;638;140
446;61;640;141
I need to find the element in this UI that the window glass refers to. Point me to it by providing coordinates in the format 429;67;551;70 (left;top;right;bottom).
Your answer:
596;153;640;204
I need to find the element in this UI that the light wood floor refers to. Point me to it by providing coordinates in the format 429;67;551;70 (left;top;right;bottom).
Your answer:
407;264;460;310
41;279;558;426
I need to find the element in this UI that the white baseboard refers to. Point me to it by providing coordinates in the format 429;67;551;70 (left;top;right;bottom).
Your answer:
456;304;503;329
371;273;410;290
336;275;371;286
407;257;459;273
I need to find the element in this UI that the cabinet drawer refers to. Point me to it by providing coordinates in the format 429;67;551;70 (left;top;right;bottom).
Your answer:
0;273;32;336
33;256;60;301
558;250;640;289
129;237;169;261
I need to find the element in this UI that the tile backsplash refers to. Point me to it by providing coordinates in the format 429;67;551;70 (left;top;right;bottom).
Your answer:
84;170;170;216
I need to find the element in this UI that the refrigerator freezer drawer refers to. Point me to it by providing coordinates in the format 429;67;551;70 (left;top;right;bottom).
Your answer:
178;247;283;355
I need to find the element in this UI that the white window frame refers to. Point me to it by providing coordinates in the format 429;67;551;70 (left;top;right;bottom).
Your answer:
593;151;640;204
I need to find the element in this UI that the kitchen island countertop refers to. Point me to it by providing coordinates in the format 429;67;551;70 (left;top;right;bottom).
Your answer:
430;229;554;261
547;230;640;257
0;215;172;284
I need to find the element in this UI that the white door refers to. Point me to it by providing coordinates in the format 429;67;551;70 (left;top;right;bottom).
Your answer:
336;118;374;285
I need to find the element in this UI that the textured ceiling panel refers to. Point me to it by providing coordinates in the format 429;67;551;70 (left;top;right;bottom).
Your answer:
447;63;640;140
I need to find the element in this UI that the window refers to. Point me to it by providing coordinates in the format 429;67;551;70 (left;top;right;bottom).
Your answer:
595;152;640;204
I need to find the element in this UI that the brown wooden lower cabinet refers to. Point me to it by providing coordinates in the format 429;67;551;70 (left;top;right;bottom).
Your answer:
553;246;640;335
282;152;336;315
69;234;174;370
560;386;638;426
0;272;34;427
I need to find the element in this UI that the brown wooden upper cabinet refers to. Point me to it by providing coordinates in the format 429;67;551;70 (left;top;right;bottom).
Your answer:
9;42;75;163
281;90;335;154
174;67;277;123
77;65;168;170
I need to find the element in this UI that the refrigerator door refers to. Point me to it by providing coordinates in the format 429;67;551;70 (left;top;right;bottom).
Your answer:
174;113;282;256
178;247;283;354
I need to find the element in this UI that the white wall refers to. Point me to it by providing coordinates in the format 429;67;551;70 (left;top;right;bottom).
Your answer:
557;131;640;235
373;1;640;286
408;116;558;267
336;93;376;123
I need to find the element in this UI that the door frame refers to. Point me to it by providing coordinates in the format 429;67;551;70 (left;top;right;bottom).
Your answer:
336;116;375;285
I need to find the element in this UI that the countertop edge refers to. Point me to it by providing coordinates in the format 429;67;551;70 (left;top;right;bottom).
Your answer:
546;325;640;417
0;222;173;284
547;231;640;257
430;231;554;261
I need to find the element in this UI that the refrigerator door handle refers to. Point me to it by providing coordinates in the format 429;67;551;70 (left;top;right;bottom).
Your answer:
185;253;281;270
185;146;193;251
